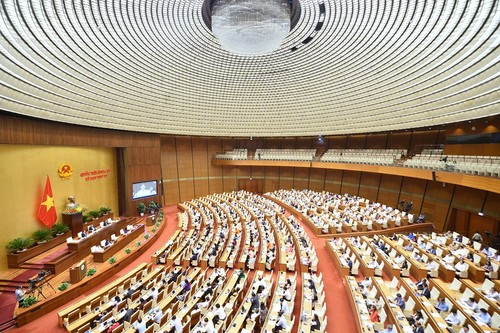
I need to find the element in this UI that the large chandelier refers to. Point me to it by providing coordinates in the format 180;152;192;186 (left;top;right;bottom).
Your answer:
211;0;292;56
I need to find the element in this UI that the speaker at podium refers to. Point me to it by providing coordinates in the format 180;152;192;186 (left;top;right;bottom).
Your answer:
70;260;87;284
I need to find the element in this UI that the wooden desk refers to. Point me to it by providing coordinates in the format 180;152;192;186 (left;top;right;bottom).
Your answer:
325;239;351;277
67;218;130;255
92;225;143;263
344;276;376;333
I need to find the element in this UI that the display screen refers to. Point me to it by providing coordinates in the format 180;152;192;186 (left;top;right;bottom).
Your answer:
132;180;158;199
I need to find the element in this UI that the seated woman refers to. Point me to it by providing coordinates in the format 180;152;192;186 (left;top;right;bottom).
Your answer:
369;305;379;323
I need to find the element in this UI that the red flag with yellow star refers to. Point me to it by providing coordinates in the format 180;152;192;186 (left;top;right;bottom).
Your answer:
37;176;57;227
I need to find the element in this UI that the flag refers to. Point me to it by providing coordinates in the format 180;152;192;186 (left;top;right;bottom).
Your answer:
37;175;57;227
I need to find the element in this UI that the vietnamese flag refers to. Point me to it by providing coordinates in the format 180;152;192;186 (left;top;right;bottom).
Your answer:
37;176;57;227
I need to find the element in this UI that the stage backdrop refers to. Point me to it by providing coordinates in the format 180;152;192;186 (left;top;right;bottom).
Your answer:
0;144;118;271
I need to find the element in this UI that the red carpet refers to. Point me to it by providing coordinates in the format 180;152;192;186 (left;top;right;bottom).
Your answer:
285;212;357;333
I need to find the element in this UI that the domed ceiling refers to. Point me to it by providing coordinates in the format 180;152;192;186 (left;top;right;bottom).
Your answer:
0;0;499;136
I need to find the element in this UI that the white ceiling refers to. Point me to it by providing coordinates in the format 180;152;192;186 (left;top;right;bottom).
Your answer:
0;0;499;137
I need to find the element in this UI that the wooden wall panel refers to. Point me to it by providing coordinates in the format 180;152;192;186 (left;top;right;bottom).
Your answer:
279;167;294;190
328;136;348;149
161;136;180;205
250;166;266;179
222;174;238;193
293;168;310;190
358;173;380;202
377;174;403;207
400;178;427;214
207;138;223;196
296;138;314;148
444;144;500;156
341;170;361;195
468;214;498;240
0;116;34;144
450;186;487;213
324;169;342;193
346;135;366;149
178;179;195;202
410;130;443;152
483;192;500;219
192;138;208;178
194;179;209;198
264;167;280;192
452;210;470;235
128;147;161;165
365;134;388;149
237;166;252;179
421;181;454;231
221;138;237;152
264;138;282;149
175;137;194;179
387;132;412;149
309;168;326;192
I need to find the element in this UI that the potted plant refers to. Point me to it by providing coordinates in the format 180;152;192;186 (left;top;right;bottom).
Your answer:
21;296;38;308
52;223;70;236
58;282;69;291
148;201;158;214
108;257;117;264
124;248;131;254
32;229;53;244
83;214;93;223
86;268;96;276
6;238;35;253
137;202;146;216
99;206;112;216
87;210;101;220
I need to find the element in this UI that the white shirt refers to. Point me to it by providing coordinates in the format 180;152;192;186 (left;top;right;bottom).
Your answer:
214;306;226;320
201;320;215;333
455;261;467;272
135;321;147;333
170;317;183;333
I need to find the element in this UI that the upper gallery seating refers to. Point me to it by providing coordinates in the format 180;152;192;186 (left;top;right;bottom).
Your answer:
320;149;406;165
255;148;317;161
214;149;248;160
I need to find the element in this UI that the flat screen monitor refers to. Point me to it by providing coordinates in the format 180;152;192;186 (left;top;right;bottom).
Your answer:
132;180;158;199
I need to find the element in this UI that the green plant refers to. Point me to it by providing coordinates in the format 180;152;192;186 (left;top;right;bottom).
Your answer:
52;223;70;235
87;210;101;219
6;238;35;253
108;257;117;264
58;282;69;291
20;296;38;308
144;234;150;240
83;214;93;223
148;201;158;213
86;268;97;276
136;241;141;247
32;228;53;243
99;206;112;215
137;202;146;215
151;228;157;233
125;248;131;254
155;222;161;227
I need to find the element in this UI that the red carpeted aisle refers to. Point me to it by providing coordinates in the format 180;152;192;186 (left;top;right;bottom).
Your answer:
285;211;358;333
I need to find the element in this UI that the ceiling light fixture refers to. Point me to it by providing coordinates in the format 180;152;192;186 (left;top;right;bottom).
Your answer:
211;0;292;55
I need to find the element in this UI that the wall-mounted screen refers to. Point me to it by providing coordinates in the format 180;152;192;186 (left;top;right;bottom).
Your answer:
132;180;158;199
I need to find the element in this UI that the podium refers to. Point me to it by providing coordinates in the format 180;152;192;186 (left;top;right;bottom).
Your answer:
63;213;83;238
70;260;87;284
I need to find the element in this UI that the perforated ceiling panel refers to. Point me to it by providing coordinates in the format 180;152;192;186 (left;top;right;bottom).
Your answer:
0;0;499;136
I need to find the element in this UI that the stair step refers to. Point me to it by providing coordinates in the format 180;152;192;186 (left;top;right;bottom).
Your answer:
0;319;16;332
